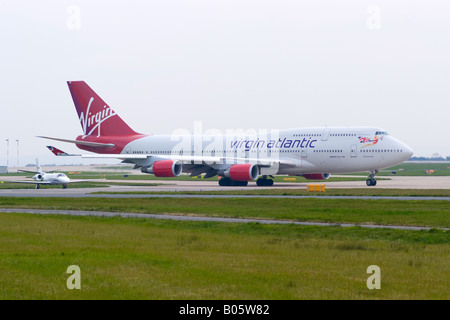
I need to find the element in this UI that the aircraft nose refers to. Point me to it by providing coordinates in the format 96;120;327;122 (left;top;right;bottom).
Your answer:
405;145;413;158
401;142;413;160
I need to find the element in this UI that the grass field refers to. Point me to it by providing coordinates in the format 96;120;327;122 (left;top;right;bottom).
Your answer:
0;212;448;299
0;181;166;189
93;188;450;197
1;196;449;228
346;162;450;176
0;196;449;299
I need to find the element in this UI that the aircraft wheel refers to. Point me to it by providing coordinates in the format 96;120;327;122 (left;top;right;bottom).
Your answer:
257;178;274;186
366;178;377;186
219;178;231;186
219;178;248;187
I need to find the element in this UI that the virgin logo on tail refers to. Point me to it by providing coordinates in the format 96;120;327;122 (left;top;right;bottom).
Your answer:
79;97;117;137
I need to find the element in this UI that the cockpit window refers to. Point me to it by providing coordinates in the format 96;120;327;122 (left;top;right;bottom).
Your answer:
57;173;65;178
375;131;389;135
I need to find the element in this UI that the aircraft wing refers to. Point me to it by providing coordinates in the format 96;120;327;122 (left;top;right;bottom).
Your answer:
65;180;90;183
8;181;54;185
79;153;303;179
38;138;297;168
7;179;90;185
81;153;222;163
79;153;293;167
18;169;60;174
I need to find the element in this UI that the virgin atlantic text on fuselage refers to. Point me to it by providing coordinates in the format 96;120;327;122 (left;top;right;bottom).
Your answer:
230;138;318;151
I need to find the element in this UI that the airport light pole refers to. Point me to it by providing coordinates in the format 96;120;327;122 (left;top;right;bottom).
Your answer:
5;139;9;167
16;139;19;167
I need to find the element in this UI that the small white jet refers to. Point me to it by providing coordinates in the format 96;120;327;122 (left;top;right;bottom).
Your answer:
15;159;85;189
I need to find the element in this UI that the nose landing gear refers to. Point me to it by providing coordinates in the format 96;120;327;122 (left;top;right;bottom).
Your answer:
366;170;378;186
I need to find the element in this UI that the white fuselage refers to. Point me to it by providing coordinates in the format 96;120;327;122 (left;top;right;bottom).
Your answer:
33;172;71;185
120;127;413;175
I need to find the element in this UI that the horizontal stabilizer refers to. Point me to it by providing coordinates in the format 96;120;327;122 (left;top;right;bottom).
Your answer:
46;146;81;156
18;169;39;174
37;136;115;148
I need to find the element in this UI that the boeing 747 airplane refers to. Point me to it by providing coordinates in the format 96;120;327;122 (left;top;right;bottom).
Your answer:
39;81;413;186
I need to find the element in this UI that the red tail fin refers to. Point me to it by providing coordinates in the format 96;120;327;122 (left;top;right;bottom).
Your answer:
67;81;138;137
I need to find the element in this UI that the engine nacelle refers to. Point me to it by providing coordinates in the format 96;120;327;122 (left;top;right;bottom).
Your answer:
141;160;182;177
302;173;330;180
223;164;259;181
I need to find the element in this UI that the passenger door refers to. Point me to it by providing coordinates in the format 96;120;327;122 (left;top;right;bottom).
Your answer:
351;144;357;158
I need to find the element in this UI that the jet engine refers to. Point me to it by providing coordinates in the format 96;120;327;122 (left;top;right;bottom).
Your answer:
222;164;259;181
141;160;182;177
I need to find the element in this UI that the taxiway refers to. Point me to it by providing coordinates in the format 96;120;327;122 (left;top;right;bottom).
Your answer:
0;176;448;199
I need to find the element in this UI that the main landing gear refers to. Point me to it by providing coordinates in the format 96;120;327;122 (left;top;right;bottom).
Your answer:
218;177;248;187
366;170;378;186
218;176;275;187
256;176;274;186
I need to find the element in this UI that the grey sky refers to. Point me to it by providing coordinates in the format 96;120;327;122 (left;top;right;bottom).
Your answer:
1;0;449;166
